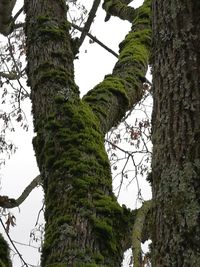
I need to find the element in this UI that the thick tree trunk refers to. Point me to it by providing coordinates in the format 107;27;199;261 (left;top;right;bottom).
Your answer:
151;0;200;266
24;0;136;266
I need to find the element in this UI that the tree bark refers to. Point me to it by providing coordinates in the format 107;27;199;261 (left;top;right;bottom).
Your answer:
151;0;200;266
24;0;149;265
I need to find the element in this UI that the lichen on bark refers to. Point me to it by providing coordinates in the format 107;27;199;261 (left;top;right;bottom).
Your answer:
151;0;200;265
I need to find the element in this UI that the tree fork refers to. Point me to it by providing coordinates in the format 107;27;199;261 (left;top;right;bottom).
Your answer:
24;0;139;266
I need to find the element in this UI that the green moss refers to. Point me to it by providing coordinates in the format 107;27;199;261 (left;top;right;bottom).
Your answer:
119;29;151;67
39;69;69;84
36;16;68;40
34;96;127;265
37;15;50;24
38;28;66;39
94;252;104;263
94;194;122;215
85;76;129;107
92;217;113;239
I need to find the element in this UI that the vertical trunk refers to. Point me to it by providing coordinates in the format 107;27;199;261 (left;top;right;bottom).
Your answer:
24;1;132;266
151;0;200;266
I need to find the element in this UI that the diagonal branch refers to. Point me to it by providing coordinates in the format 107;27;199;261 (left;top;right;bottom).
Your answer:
71;22;118;58
83;0;152;134
78;0;101;49
4;20;118;58
0;175;41;209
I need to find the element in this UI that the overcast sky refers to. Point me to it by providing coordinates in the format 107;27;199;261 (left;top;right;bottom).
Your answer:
0;1;151;266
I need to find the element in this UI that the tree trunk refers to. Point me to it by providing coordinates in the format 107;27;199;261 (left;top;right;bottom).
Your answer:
24;0;143;266
151;0;200;266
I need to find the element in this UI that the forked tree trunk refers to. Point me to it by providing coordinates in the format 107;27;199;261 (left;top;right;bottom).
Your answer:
24;0;151;264
151;0;200;266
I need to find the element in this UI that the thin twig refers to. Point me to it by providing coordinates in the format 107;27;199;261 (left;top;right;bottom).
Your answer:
0;218;29;267
35;202;45;227
71;22;118;58
12;7;24;23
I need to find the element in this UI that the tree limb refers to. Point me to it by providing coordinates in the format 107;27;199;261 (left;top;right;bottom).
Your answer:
0;0;16;36
78;0;101;50
0;175;41;209
71;22;118;58
0;71;19;80
132;200;152;267
83;0;151;134
103;0;135;22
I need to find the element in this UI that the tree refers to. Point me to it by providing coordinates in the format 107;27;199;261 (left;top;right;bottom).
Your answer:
0;0;152;266
151;0;200;265
0;0;199;266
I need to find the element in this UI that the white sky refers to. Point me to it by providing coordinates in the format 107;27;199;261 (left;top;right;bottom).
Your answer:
0;1;151;266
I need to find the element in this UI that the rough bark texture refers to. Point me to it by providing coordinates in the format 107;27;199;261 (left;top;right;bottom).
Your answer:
23;0;151;265
151;0;200;266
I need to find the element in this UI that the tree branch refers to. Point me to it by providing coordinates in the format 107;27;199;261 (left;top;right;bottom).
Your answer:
103;0;135;22
132;200;152;267
71;22;118;58
78;0;101;49
0;0;16;36
12;6;24;23
0;71;19;80
83;0;151;134
0;175;41;209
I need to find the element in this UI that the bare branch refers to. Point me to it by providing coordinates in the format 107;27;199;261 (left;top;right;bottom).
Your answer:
0;217;29;267
0;175;41;209
13;22;24;30
71;22;118;58
12;6;24;23
78;0;101;49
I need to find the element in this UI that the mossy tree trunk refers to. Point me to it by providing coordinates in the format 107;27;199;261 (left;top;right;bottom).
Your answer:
24;0;151;266
151;0;200;266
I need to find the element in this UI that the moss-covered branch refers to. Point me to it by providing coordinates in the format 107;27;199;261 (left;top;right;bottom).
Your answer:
0;71;19;80
0;175;41;209
132;200;152;267
83;0;151;134
103;0;135;22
